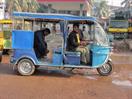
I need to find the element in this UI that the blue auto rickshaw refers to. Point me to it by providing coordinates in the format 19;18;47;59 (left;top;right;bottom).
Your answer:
10;12;113;76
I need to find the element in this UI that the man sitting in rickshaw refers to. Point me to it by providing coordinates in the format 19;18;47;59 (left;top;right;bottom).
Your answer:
67;23;89;64
34;28;51;59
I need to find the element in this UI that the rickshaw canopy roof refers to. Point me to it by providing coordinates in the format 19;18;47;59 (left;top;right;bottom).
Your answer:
12;12;97;50
13;12;96;22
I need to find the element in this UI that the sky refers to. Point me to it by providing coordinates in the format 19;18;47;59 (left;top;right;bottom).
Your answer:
107;0;124;6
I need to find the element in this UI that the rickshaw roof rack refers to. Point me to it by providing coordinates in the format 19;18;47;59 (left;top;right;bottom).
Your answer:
13;12;96;22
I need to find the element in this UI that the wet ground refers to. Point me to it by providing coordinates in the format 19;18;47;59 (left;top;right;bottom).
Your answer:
0;53;132;99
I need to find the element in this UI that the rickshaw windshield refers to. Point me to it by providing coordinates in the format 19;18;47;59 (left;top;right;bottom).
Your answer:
94;23;109;46
2;24;12;30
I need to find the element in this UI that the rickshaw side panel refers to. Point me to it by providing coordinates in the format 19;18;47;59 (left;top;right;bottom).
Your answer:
91;44;110;67
12;30;34;49
0;32;4;51
11;30;38;64
3;30;12;49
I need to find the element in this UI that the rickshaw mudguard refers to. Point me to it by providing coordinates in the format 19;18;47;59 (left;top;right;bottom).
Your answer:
11;49;38;65
91;44;111;68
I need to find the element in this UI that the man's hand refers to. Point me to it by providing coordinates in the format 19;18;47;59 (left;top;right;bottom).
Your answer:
80;41;87;46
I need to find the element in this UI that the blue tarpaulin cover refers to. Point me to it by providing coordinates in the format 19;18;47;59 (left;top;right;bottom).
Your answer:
13;12;96;21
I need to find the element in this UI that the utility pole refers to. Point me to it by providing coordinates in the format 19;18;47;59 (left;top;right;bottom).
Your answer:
48;4;52;13
80;4;83;16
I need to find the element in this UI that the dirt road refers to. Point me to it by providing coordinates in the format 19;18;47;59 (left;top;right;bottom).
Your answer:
0;54;131;99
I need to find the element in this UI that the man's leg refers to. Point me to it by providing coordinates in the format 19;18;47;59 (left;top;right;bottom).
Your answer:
76;47;87;63
34;48;41;59
84;47;90;63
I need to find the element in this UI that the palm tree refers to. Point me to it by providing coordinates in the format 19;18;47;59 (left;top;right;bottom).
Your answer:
93;0;109;18
121;0;131;8
85;0;94;16
6;0;39;14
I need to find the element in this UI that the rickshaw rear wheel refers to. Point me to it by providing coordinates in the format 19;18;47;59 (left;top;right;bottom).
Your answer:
97;61;113;76
17;59;35;76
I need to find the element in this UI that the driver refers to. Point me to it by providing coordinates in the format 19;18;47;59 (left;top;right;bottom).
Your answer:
34;28;51;59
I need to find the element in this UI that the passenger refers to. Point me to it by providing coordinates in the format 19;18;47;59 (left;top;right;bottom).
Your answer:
82;25;90;41
34;28;51;59
67;24;89;64
16;24;22;30
75;24;84;41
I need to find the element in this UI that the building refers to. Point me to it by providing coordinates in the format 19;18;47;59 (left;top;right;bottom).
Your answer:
37;0;91;16
108;5;122;17
0;0;5;19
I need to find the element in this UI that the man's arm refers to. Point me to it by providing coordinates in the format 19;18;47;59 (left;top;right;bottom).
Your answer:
70;33;79;47
36;32;46;49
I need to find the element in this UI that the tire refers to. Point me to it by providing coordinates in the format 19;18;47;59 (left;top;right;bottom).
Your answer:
97;61;113;76
0;51;2;62
17;59;35;76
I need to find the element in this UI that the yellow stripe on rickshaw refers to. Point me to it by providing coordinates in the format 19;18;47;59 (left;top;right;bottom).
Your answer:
0;20;12;24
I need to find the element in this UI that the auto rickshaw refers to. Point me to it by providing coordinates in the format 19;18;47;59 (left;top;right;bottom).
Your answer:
0;19;12;62
10;12;113;76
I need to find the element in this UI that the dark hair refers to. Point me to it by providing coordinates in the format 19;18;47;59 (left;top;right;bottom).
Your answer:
83;26;85;29
44;28;51;34
73;23;79;28
35;28;51;36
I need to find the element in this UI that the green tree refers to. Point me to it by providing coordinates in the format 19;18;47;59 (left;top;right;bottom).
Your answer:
93;0;109;18
6;0;39;14
121;0;131;8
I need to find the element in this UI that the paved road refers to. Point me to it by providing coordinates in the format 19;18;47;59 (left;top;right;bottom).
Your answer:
0;54;131;99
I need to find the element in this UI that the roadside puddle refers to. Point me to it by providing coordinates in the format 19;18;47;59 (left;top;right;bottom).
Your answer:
112;80;132;87
111;71;132;87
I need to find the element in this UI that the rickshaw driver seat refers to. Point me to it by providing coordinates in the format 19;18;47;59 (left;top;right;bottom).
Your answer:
65;33;81;65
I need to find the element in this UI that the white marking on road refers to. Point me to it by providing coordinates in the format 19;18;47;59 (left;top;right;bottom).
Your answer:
112;80;132;87
85;76;97;80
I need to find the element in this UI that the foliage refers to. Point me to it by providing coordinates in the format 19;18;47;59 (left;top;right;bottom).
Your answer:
6;0;39;14
93;0;109;18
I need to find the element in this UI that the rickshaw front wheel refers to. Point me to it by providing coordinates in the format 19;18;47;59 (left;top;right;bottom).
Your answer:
97;61;113;76
17;59;35;76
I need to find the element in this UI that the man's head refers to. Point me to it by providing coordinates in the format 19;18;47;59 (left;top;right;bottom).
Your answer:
43;28;51;36
73;23;79;32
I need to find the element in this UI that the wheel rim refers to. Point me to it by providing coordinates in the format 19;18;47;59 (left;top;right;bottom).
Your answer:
19;61;33;74
99;63;111;74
